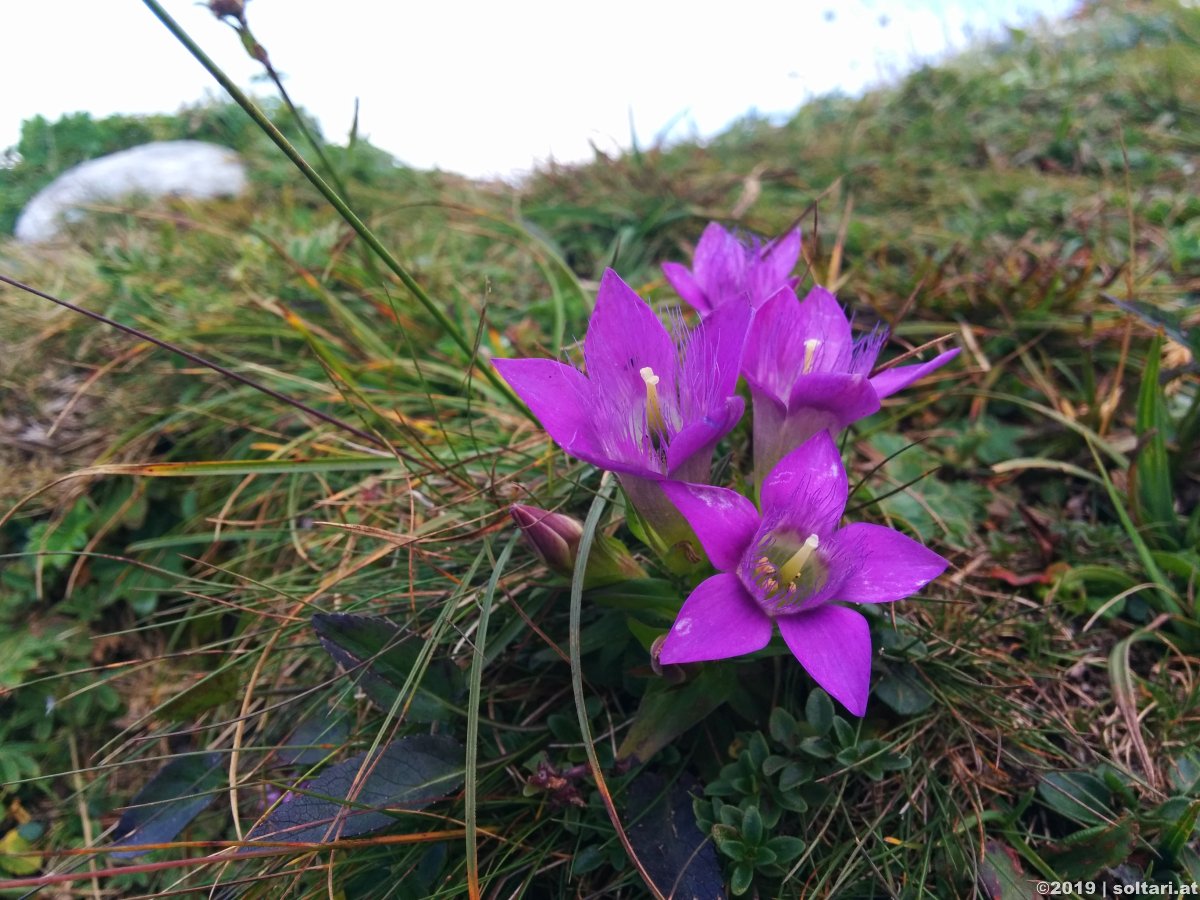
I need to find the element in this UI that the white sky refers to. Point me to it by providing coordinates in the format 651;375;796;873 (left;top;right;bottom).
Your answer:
3;0;1076;179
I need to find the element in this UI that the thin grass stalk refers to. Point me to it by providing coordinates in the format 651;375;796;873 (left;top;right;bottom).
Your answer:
140;0;527;413
465;535;517;899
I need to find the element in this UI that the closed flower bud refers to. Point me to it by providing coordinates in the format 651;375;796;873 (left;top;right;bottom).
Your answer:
510;504;646;588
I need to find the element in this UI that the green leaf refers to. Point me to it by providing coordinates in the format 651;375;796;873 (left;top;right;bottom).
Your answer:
764;835;806;864
246;734;463;843
977;839;1029;900
805;689;834;736
1037;771;1115;826
798;736;835;760
778;762;813;793
312;613;460;722
1043;816;1136;879
616;666;735;763
570;844;604;877
1159;799;1200;863
762;754;789;777
832;716;855;748
741;806;763;846
1168;748;1200;795
110;753;224;857
712;825;743;859
1133;334;1179;545
1178;845;1200;883
277;717;349;768
730;861;755;896
157;667;241;720
0;827;40;876
873;663;934;715
768;707;799;745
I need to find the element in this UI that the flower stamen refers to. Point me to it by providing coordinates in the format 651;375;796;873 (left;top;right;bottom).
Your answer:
802;339;821;375
777;533;820;587
640;366;666;433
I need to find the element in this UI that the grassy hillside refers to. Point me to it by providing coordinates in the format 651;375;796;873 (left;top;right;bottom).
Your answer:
0;1;1197;896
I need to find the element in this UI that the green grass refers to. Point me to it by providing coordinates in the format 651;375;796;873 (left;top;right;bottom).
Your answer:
1;0;1198;896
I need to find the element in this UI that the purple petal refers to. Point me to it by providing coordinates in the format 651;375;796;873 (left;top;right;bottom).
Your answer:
666;395;744;480
786;371;880;427
743;287;805;401
777;605;872;716
870;348;961;400
584;269;677;399
750;385;839;493
760;431;848;534
660;481;759;571
659;573;772;664
826;523;949;603
662;261;710;313
794;286;854;370
683;295;751;404
493;357;598;458
692;223;745;307
747;228;801;305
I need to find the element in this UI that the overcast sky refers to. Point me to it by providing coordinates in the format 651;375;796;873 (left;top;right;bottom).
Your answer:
3;0;1076;179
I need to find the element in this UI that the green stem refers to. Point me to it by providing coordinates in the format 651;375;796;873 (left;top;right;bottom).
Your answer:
141;0;526;415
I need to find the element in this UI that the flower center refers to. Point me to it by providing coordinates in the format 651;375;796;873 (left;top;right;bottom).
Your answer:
802;339;821;375
640;366;666;433
750;532;823;610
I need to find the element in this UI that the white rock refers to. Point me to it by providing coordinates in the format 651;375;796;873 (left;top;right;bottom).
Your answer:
14;140;247;242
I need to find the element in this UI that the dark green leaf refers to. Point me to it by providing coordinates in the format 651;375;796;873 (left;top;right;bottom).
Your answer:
769;707;798;745
617;666;735;763
246;734;462;843
764;835;805;864
1133;334;1178;544
778;761;813;793
1159;799;1200;862
1168;748;1200;795
158;668;240;720
1038;771;1114;826
832;717;855;748
110;753;223;857
312;613;459;722
741;806;763;846
873;663;934;715
730;861;754;896
571;844;604;877
977;839;1030;900
805;689;834;736
1178;845;1200;883
276;716;349;768
1043;816;1135;879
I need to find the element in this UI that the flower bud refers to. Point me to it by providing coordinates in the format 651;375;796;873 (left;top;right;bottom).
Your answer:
510;504;646;588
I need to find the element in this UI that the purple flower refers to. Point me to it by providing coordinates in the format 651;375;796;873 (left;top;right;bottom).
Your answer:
662;222;802;315
743;285;960;486
656;432;949;716
494;270;749;563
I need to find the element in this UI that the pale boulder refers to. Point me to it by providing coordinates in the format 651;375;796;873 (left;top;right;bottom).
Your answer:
14;140;247;242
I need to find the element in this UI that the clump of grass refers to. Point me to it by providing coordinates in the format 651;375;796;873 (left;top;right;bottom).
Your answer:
0;0;1197;896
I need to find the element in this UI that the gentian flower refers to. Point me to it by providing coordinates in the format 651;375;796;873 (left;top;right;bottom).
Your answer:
662;222;801;314
656;431;949;715
743;284;960;487
494;269;749;563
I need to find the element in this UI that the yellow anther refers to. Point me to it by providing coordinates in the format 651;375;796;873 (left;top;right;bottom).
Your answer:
640;366;666;433
777;533;820;588
802;339;822;375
